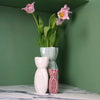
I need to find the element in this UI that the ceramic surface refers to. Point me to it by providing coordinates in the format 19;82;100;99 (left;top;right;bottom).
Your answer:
49;69;58;94
34;57;49;94
40;47;58;69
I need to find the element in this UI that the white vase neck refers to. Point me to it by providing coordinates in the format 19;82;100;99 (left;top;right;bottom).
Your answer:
35;57;49;68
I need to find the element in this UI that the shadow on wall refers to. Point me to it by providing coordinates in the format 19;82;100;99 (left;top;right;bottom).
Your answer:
57;5;88;84
57;19;71;83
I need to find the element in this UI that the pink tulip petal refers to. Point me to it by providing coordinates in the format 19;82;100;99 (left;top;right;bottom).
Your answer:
32;2;35;6
57;4;72;20
56;18;64;25
21;2;35;14
64;4;67;8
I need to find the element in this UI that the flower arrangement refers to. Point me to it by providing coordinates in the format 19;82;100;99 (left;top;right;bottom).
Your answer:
22;2;72;47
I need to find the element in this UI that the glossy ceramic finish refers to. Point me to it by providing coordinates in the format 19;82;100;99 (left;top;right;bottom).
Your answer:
34;57;49;94
49;69;58;94
40;47;58;69
40;47;58;60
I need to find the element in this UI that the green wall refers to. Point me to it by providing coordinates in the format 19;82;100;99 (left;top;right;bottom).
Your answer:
0;0;100;94
0;6;51;85
61;0;100;94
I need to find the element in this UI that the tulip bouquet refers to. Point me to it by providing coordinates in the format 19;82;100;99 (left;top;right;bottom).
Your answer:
22;2;72;47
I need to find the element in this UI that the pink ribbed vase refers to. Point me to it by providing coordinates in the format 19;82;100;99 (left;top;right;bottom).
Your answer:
48;69;58;94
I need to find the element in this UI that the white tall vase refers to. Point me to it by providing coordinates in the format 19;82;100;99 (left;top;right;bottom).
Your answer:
34;57;49;94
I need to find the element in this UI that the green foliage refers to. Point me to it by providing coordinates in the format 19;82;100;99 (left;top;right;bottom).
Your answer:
44;26;50;38
36;13;61;47
49;14;56;29
55;26;61;46
37;15;44;34
50;31;56;47
37;15;45;47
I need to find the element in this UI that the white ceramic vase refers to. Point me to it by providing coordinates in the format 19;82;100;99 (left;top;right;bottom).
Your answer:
40;47;58;69
34;57;49;94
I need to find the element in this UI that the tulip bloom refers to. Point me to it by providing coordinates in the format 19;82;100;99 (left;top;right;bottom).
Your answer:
22;2;35;14
57;4;72;20
56;18;64;26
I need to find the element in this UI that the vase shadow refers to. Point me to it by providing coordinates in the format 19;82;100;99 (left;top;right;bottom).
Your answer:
57;20;71;85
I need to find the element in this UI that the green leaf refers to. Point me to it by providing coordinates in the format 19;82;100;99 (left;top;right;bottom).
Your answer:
38;34;49;47
44;26;50;38
37;15;44;34
55;26;61;46
49;14;56;29
38;34;42;46
47;28;53;38
42;37;48;47
37;15;44;47
50;31;56;47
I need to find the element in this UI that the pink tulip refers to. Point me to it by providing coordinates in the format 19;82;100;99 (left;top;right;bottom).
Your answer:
57;4;72;20
56;18;64;26
22;2;35;14
61;4;70;11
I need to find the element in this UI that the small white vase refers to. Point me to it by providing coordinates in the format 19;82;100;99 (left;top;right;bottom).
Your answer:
34;57;49;94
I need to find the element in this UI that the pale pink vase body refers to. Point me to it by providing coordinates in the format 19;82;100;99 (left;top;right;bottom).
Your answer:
34;57;49;94
49;69;58;94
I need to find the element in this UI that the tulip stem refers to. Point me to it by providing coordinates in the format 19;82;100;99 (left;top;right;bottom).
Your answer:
32;13;38;27
47;40;48;47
